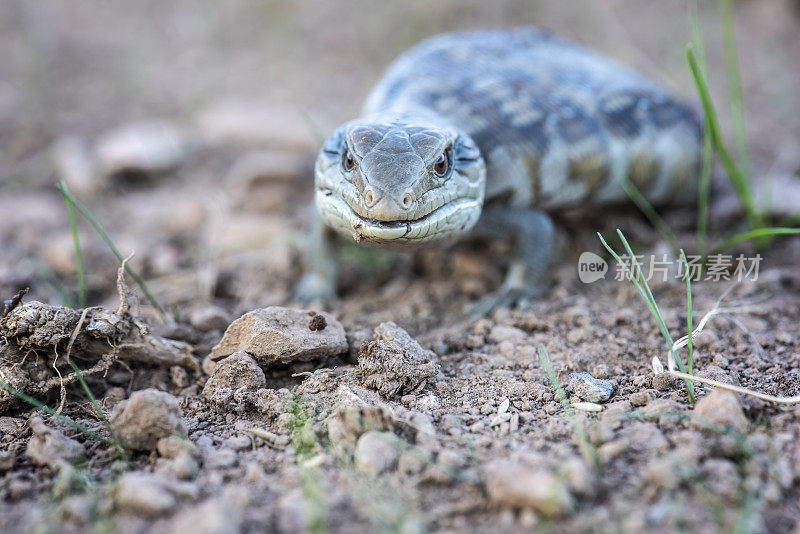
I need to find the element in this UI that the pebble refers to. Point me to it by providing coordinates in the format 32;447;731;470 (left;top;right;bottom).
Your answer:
210;307;348;365
115;472;196;517
568;373;615;403
224;435;252;452
359;322;439;398
487;325;527;345
94;120;186;183
652;373;676;391
561;456;595;496
0;450;15;472
195;100;318;151
25;415;84;469
202;351;266;409
110;389;186;451
226;150;306;211
629;390;655;407
354;431;400;477
693;389;748;433
189;306;231;333
484;459;572;516
168;499;238;534
572;402;603;413
205;448;238;470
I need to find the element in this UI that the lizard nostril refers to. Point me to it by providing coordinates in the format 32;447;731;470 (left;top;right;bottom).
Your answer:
401;192;414;209
363;189;375;207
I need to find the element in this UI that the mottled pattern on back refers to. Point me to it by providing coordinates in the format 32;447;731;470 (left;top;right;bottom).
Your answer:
364;27;702;209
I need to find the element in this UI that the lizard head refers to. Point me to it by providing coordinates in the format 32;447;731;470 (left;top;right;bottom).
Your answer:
314;115;486;246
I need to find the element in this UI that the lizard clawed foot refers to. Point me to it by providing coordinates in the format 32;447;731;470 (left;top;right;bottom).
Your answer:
463;261;544;318
464;286;538;318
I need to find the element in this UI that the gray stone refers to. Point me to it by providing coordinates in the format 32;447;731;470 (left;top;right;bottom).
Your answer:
210;307;347;365
115;472;197;518
355;431;400;477
169;499;239;534
110;389;185;451
94;120;186;182
693;389;748;433
568;372;615;403
359;322;439;398
202;351;266;410
26;416;84;469
484;459;572;516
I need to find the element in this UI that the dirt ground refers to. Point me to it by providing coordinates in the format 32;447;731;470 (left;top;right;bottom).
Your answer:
1;1;800;533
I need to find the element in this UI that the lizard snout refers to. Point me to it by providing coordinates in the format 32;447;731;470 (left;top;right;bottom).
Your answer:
360;185;417;220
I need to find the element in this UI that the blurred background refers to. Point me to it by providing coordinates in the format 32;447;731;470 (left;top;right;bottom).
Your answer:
0;0;798;315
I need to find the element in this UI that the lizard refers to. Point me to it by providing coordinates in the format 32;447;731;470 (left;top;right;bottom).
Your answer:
296;27;702;312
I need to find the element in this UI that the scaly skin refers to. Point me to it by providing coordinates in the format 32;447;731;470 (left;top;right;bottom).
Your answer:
297;27;702;310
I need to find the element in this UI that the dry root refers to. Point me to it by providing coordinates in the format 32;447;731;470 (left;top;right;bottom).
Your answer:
0;263;197;412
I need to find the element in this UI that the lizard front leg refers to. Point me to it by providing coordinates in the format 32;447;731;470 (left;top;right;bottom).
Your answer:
467;204;554;316
294;201;338;304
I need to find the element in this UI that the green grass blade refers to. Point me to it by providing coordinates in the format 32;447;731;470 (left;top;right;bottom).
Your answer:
0;380;110;444
65;358;128;459
681;250;694;374
687;47;764;231
537;345;601;471
718;0;752;181
688;3;714;259
598;231;695;402
59;181;87;309
55;183;167;321
709;227;800;256
688;2;708;76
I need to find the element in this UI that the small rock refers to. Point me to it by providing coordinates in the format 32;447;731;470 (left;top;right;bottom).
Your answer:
701;458;740;503
226;150;306;212
94;120;186;183
358;322;439;398
110;389;185;451
156;437;199;480
695;365;736;386
169;499;238;534
202;351;266;410
0;450;15;472
397;450;427;476
170;366;189;388
157;435;199;460
630;390;655;407
561;457;595;497
195;100;318;151
26;415;84;469
487;325;527;345
568;373;614;403
354;431;400;477
189;306;231;333
693;389;748;433
652;373;677;392
254;388;285;418
484;459;572;516
225;435;252;452
115;472;196;517
205;448;238;470
210;307;347;365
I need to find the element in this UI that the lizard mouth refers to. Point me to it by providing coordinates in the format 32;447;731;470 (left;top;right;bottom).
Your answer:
315;189;482;244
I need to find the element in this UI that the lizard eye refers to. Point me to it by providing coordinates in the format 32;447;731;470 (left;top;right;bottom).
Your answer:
433;150;450;177
342;148;356;172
